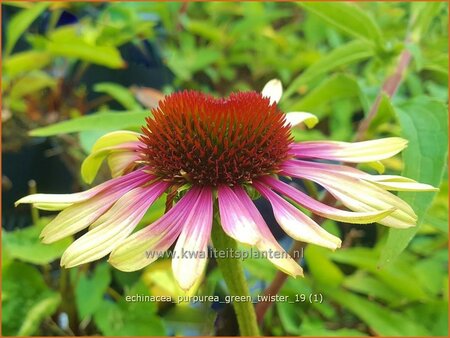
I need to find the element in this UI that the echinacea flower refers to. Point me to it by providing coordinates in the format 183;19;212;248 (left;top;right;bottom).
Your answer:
16;80;436;290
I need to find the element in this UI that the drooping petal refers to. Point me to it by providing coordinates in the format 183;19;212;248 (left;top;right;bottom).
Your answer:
61;181;169;268
281;160;417;228
233;186;303;277
33;203;73;211
283;160;437;192
253;182;341;250
261;78;283;104
366;161;385;174
15;186;101;208
284;112;318;128
107;151;141;178
82;141;142;184
259;176;394;224
81;131;143;184
218;185;261;245
40;171;152;243
41;191;130;243
360;175;438;192
15;168;151;210
290;137;408;163
172;187;213;290
109;187;201;272
90;130;141;152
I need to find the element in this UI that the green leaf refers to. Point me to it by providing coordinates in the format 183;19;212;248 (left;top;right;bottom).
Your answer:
9;71;56;99
2;218;72;265
423;52;448;76
93;281;165;335
167;34;221;81
75;263;111;320
277;302;301;335
413;254;448;296
331;247;429;301
286;74;366;117
304;245;344;288
18;294;61;336
422;180;448;233
5;2;49;55
327;289;430;336
379;97;448;265
343;271;399;304
299;317;366;336
29;110;149;136
299;2;383;46
3;51;52;78
367;93;396;134
185;19;226;43
2;262;61;335
404;301;449;336
411;2;444;43
45;40;126;69
94;82;141;110
284;40;374;99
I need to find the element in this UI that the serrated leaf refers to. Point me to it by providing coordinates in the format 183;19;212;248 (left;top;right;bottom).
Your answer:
379;97;448;265
29;110;149;136
299;2;383;46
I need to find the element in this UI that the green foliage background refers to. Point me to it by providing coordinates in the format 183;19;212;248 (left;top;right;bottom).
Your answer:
2;1;448;336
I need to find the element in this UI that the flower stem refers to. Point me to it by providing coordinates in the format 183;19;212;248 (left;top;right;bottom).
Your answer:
211;221;260;336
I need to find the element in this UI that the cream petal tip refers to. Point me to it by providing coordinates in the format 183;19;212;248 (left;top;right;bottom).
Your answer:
285;112;319;128
14;195;36;206
262;78;283;104
40;236;53;244
60;254;81;269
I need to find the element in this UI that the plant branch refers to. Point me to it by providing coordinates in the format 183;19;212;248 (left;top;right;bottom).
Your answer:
354;38;412;141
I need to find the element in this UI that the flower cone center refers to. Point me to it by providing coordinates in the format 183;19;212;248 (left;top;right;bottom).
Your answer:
140;91;292;186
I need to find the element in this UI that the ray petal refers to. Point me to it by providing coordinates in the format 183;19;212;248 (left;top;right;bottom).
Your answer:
254;182;341;250
290;137;408;163
233;186;303;277
172;187;213;290
60;181;169;268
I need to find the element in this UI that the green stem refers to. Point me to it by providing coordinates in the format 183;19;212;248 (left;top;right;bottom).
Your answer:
28;180;40;225
211;221;260;336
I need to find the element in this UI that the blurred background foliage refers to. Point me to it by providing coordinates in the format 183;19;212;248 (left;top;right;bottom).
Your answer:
2;1;448;336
